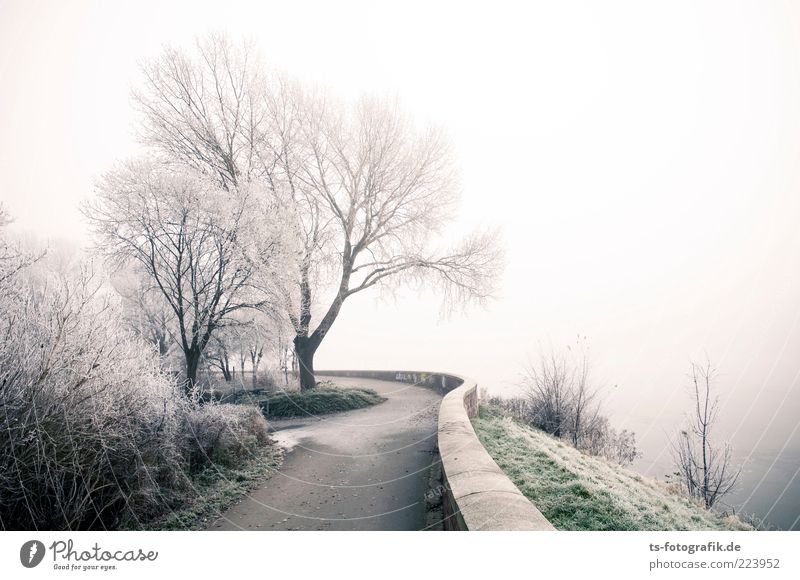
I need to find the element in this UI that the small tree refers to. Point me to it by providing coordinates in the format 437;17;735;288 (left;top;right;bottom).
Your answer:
671;360;740;508
85;159;286;394
206;331;235;382
567;343;598;448
520;340;639;464
524;350;572;438
203;309;289;389
524;339;599;443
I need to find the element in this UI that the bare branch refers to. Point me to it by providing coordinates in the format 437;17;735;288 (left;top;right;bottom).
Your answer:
671;359;741;508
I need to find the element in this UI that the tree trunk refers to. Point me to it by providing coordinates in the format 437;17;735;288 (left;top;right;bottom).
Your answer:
157;335;168;357
221;357;232;381
185;349;201;396
294;336;317;391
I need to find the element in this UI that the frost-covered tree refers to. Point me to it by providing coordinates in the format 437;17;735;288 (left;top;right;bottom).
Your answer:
133;35;503;390
85;158;288;393
271;91;502;389
112;267;174;357
0;203;43;292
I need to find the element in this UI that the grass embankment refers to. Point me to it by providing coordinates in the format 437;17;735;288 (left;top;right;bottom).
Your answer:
136;444;284;531
473;405;749;531
230;383;386;419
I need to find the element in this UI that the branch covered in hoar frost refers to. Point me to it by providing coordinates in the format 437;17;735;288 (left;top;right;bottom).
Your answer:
83;157;292;389
129;34;505;388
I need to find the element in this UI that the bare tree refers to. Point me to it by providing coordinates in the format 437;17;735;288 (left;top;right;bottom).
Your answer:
278;95;502;388
567;342;599;448
581;416;639;465
240;311;286;386
225;316;257;383
524;350;573;438
488;362;638;466
672;360;740;508
205;331;235;382
525;341;599;441
0;204;44;292
132;36;503;390
112;268;173;357
84;158;286;394
204;308;289;389
274;319;294;385
133;34;264;190
250;334;266;383
523;339;623;454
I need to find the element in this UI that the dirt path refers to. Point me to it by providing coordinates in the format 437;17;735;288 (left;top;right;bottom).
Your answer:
207;376;442;530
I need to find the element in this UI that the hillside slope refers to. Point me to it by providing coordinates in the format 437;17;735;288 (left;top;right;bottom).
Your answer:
472;406;749;531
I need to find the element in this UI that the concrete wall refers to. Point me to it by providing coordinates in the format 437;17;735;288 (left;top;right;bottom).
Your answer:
318;369;461;396
318;369;555;531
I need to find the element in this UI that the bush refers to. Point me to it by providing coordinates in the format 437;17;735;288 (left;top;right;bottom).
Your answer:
183;404;269;469
262;387;385;418
0;256;271;530
230;386;385;418
484;394;638;466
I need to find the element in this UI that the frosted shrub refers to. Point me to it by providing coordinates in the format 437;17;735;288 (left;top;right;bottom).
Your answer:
0;257;271;530
183;404;269;470
484;394;639;466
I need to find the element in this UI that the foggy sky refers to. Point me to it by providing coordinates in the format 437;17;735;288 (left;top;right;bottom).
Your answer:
2;0;800;520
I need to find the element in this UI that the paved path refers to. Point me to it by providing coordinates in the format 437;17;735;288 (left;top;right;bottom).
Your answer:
207;376;442;530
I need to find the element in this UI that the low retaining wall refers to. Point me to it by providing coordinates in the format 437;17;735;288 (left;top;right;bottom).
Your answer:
318;369;462;396
318;369;555;531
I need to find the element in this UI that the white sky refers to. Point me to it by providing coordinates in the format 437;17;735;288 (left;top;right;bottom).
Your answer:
2;0;800;511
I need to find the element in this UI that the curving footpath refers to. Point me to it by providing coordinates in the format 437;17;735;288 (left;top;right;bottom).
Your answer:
208;371;555;531
207;375;441;530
